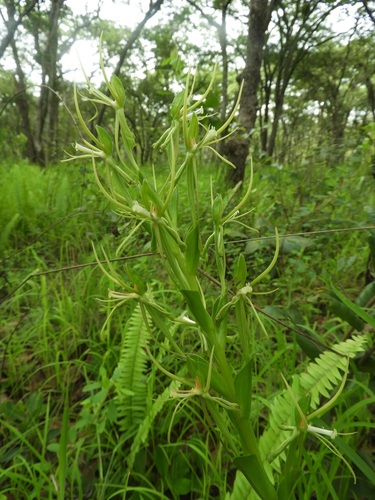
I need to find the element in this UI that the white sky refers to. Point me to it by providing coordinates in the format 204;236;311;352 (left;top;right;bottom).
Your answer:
62;0;362;83
62;0;163;82
1;1;365;85
66;0;152;25
62;0;221;82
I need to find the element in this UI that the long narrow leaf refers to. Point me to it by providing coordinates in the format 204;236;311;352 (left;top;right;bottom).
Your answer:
331;283;375;328
333;437;375;486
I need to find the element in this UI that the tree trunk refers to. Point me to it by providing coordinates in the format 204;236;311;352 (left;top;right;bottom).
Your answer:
12;47;38;162
34;0;64;165
365;75;375;121
224;0;276;184
217;1;232;126
260;1;344;158
267;92;285;157
0;0;38;60
6;3;37;162
259;51;273;154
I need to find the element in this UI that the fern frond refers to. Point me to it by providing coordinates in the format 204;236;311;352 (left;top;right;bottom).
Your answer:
228;470;253;500
258;391;295;472
113;304;150;437
300;334;367;409
228;335;368;498
127;379;180;470
233;334;369;498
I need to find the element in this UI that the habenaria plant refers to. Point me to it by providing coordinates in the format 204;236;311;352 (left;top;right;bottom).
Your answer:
66;45;368;499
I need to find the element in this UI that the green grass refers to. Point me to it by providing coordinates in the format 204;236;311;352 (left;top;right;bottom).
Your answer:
0;157;374;498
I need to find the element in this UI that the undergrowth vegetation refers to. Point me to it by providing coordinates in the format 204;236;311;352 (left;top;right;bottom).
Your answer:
0;63;374;499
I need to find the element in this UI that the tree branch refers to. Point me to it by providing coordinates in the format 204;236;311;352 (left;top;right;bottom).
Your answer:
96;0;165;126
361;0;375;23
0;0;38;59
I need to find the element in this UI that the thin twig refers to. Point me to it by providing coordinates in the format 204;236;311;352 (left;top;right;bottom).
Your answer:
0;253;155;306
0;210;105;266
197;267;345;356
224;225;375;245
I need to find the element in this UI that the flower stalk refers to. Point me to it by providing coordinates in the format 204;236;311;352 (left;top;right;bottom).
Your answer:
70;54;280;498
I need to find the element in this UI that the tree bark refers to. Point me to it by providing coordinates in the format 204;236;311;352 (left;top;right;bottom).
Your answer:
365;75;375;121
11;41;38;162
218;2;230;125
0;0;38;60
5;2;37;162
34;0;65;165
262;0;344;158
223;0;277;184
361;0;375;24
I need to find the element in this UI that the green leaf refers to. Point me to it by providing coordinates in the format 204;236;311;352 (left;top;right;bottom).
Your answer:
295;330;324;360
356;281;375;308
114;305;149;432
95;125;113;156
155;445;169;478
141;179;163;213
47;443;60;454
204;91;220;109
277;475;296;500
234;360;252;420
168;189;179;227
0;213;20;248
328;295;364;331
233;455;277;500
331;283;375;329
119;113;136;150
82;382;102;392
212;195;224;225
181;289;215;337
125;264;145;294
142;303;173;339
187;354;230;400
106;401;118;423
185;225;200;277
212;294;227;321
278;433;303;499
235;298;250;360
187;112;199;150
92;388;109;405
58;391;69;500
295;393;311;424
357;354;375;374
170;91;184;119
169;48;183;74
300;334;367;409
334;437;375;486
110;74;126;107
234;254;247;288
128;381;178;470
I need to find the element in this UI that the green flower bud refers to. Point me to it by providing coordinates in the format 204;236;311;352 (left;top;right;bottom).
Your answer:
110;74;126;108
212;195;224;225
186;112;199;151
95;125;113;156
170;91;184;119
234;254;247;289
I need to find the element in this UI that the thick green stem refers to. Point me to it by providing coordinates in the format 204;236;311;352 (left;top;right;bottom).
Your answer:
232;413;261;459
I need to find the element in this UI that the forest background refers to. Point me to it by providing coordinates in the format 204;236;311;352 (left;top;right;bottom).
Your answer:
0;0;375;498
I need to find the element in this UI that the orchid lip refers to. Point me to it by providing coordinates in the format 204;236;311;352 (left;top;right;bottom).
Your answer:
307;425;337;439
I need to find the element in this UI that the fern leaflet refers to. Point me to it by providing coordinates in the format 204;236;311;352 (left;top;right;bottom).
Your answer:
113;304;150;437
229;334;368;499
